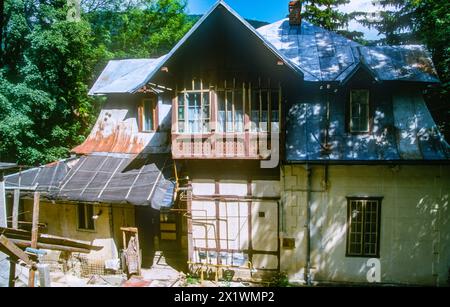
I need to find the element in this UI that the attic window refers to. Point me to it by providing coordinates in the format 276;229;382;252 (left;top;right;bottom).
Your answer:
139;97;157;132
349;89;370;133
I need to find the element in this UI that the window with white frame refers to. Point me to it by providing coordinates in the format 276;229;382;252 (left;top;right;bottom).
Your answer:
176;79;281;134
177;79;210;133
350;89;370;133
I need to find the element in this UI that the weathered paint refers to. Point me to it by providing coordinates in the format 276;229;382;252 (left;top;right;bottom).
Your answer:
72;94;171;155
281;164;450;285
190;179;280;273
22;200;135;260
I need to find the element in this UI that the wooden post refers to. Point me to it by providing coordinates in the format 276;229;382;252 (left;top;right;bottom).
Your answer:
8;188;21;287
12;189;20;229
28;192;40;287
0;171;6;228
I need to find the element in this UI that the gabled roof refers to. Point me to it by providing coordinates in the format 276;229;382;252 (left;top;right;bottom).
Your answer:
88;1;303;95
137;0;303;86
88;1;440;95
257;19;440;83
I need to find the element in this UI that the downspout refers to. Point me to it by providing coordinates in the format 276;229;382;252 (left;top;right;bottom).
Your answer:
304;163;312;286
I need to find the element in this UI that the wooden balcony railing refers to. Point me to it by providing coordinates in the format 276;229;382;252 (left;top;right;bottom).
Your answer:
172;132;274;159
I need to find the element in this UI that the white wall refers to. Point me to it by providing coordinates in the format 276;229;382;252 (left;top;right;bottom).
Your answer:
281;164;450;285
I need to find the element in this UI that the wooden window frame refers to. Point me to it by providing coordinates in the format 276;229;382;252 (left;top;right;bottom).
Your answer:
216;79;245;133
138;97;158;132
249;81;281;133
174;78;281;134
176;79;211;134
349;89;370;134
346;197;382;258
77;203;96;232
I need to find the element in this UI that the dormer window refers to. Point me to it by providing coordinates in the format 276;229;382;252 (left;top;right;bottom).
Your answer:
138;97;157;132
350;89;370;133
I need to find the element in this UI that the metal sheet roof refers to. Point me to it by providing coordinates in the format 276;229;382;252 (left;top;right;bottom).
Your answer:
285;90;449;162
359;45;439;83
5;154;175;208
257;19;440;83
0;163;17;171
88;57;166;95
88;2;439;94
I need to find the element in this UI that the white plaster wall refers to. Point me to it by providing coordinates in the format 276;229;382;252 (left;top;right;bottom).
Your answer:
23;201;135;261
190;179;280;270
281;164;450;285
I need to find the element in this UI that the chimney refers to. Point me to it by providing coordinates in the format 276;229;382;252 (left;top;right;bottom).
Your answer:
289;0;302;26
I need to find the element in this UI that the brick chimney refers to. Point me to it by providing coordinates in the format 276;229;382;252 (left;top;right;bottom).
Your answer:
289;0;302;26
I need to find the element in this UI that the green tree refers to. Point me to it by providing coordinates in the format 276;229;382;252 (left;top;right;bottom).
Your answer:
0;1;102;165
359;0;418;45
412;0;450;140
301;0;365;42
0;0;193;165
86;0;193;59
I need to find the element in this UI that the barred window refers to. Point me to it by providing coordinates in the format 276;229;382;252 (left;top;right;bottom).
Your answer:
346;197;381;257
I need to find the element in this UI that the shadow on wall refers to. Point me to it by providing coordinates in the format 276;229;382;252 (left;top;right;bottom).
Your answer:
291;166;450;285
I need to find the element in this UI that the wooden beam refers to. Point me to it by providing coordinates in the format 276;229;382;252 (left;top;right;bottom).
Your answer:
8;260;16;288
0;235;34;267
12;189;20;229
10;239;92;254
28;192;39;287
0;175;6;227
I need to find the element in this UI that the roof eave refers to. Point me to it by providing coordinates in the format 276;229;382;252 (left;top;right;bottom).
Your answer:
134;1;303;90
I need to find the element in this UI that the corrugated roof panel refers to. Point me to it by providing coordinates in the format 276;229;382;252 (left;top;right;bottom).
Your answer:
88;57;166;95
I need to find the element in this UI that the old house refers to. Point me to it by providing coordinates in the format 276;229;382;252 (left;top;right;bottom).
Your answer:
4;0;450;285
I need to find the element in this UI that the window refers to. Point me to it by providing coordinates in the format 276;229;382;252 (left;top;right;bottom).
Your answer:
350;89;370;133
176;79;281;134
217;81;244;133
139;98;157;132
177;79;210;133
250;89;280;132
346;198;381;257
77;203;95;231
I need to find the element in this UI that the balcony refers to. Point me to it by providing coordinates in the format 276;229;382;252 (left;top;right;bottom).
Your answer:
172;132;275;159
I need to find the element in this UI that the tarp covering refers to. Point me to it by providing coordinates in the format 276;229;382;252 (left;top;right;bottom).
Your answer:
5;153;175;209
5;159;74;192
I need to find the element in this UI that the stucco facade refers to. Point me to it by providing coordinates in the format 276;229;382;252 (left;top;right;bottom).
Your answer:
280;164;450;285
22;200;136;260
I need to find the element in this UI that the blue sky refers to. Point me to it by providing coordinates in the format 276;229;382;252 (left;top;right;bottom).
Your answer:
186;0;381;40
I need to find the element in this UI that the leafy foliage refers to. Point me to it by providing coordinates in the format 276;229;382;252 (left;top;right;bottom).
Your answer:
0;0;192;165
301;0;366;42
358;0;418;45
412;0;450;140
